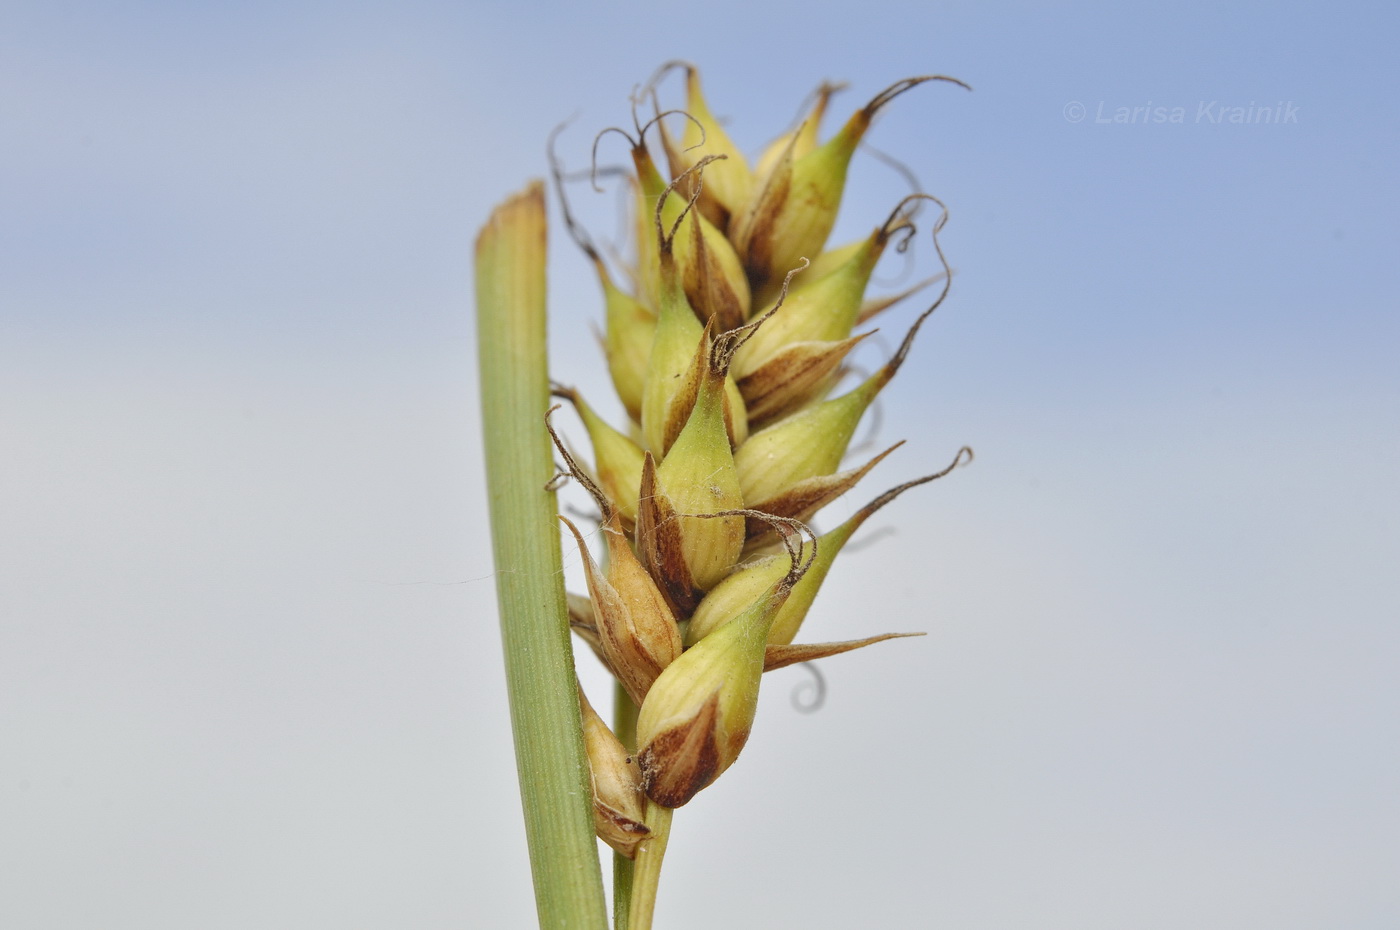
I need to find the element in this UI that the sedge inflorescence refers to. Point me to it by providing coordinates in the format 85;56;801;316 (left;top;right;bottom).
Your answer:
549;63;972;852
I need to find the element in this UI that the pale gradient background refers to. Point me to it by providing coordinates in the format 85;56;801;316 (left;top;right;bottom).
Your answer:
3;2;1398;928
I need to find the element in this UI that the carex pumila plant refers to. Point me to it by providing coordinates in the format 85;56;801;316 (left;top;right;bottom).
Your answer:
475;63;972;929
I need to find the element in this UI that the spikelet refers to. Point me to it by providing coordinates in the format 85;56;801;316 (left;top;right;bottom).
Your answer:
634;522;814;807
552;384;644;528
652;61;754;231
731;75;970;290
730;194;933;382
688;447;973;646
549;67;971;815
550;125;656;422
753;80;844;187
638;171;748;456
577;685;651;857
548;409;682;704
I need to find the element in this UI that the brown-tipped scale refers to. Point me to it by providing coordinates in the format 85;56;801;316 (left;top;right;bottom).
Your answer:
636;144;752;334
753;80;845;190
561;515;683;706
635;529;814;807
654;62;755;231
734;259;949;509
731;193;928;380
578;685;651;857
547;408;684;705
693;447;974;646
553;384;645;529
730;75;969;290
650;346;746;595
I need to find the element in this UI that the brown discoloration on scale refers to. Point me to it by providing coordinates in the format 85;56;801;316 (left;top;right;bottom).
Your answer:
549;407;682;701
697;188;732;233
638;691;723;808
738;332;873;427
763;633;924;672
738;173;788;287
656;318;709;456
730;139;793;288
568;580;623;680
579;685;653;857
594;801;652;858
719;376;740;452
562;515;669;705
636;452;702;616
744;442;905;542
599;516;684;703
659;115;731;235
683;213;747;332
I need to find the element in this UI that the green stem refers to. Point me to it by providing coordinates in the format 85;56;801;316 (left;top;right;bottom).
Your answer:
613;680;639;750
612;683;640;930
627;802;674;930
475;182;607;928
613;848;635;930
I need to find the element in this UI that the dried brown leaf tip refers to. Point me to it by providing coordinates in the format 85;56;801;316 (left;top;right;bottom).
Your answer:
550;65;971;809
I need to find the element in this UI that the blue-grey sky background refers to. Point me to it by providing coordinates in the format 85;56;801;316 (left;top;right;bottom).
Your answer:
3;2;1397;928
